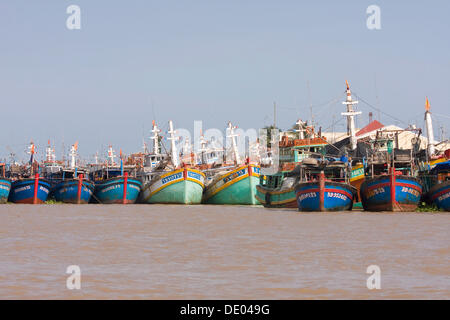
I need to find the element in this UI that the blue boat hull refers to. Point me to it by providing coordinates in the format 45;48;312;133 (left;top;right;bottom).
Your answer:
9;178;51;204
428;180;450;211
295;181;356;212
94;177;142;204
0;178;12;203
360;175;422;211
52;179;95;204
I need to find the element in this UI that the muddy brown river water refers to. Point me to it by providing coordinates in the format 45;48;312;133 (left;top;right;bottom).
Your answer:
0;205;448;299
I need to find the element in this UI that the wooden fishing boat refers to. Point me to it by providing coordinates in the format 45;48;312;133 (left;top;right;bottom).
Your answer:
256;171;297;208
360;173;422;211
0;163;11;203
428;180;450;211
90;146;142;204
203;163;260;205
141;166;205;204
350;163;365;208
141;120;205;204
8;142;51;204
93;174;142;204
426;160;450;211
295;163;356;212
256;119;330;208
53;176;95;204
0;177;11;204
9;175;51;204
44;142;95;204
201;122;261;205
360;130;423;212
417;99;449;210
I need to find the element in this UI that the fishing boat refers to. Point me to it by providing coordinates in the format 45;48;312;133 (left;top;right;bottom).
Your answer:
202;122;261;205
8;142;52;204
142;166;205;204
256;119;329;208
295;161;356;212
141;120;205;204
53;175;95;204
203;162;260;205
0;163;11;203
417;98;450;211
360;130;423;211
9;175;52;204
256;168;300;208
48;143;95;204
91;146;142;204
135;120;168;187
427;160;450;210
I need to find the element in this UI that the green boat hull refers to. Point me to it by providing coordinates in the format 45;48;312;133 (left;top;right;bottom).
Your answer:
141;168;205;204
203;175;260;205
147;180;203;204
255;185;297;208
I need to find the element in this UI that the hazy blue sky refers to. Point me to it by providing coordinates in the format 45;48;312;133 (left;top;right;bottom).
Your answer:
1;0;449;160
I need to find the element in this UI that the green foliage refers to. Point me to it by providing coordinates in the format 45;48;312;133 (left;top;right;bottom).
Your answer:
416;202;442;212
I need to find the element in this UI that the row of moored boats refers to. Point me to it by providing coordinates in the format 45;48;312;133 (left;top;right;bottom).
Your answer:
0;82;448;211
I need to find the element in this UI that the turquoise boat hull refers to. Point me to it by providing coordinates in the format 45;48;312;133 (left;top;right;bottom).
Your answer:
0;178;11;203
203;164;261;205
255;185;297;208
141;168;205;204
94;177;142;204
52;179;95;204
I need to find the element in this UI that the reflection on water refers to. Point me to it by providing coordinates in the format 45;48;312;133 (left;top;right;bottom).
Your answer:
0;205;449;299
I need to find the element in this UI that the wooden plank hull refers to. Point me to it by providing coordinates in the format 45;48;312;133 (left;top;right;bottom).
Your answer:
295;181;355;212
360;175;422;212
53;179;95;204
203;164;260;205
0;178;11;203
428;180;450;211
94;177;142;204
255;185;296;208
9;178;51;204
141;168;205;204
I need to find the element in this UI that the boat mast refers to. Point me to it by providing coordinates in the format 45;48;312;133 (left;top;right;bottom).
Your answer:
341;80;361;151
199;132;207;164
45;140;56;164
424;97;435;157
69;142;78;169
150;120;161;155
295;119;306;139
168;120;180;168
227;121;241;165
107;145;116;166
27;141;36;174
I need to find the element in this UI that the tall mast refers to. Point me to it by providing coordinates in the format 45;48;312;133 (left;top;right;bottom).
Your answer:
199;131;207;164
150;120;161;155
227;121;241;164
45;140;55;163
69;142;78;169
107;145;116;166
273;101;277;128
424;97;435;157
167;120;180;168
307;80;313;126
27;141;36;168
295;119;305;139
341;80;361;151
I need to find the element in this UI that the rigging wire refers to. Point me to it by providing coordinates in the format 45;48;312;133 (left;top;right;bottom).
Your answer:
353;92;408;126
